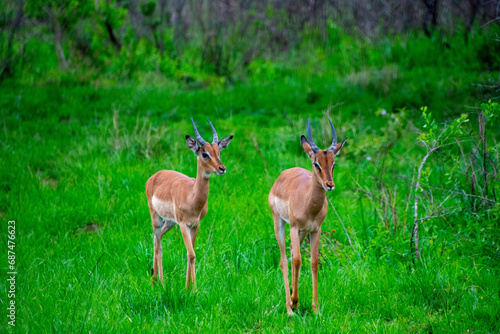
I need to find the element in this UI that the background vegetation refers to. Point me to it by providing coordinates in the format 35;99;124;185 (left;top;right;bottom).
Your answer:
1;0;500;332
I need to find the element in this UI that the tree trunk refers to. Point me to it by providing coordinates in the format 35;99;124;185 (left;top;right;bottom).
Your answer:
105;21;122;50
412;148;435;261
172;0;186;56
51;13;68;69
0;2;24;80
467;0;480;33
421;0;439;37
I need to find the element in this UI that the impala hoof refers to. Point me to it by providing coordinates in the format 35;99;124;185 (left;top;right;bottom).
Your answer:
312;299;319;314
151;269;159;285
151;268;154;276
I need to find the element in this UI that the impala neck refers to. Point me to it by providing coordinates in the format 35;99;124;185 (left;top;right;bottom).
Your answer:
306;173;326;215
191;158;210;210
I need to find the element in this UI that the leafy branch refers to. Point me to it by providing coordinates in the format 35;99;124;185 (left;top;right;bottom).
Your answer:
411;107;469;262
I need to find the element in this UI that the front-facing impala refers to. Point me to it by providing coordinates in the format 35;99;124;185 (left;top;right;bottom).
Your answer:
146;119;233;289
269;118;346;315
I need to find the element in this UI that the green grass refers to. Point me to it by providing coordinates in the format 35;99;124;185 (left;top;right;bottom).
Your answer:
1;39;500;332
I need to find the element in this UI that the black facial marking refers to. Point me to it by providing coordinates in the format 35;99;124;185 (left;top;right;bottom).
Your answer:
313;159;321;170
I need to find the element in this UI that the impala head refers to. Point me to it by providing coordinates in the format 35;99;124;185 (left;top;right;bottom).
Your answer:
301;118;347;191
186;119;233;177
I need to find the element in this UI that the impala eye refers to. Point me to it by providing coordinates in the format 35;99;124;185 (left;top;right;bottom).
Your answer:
314;162;321;170
202;152;210;159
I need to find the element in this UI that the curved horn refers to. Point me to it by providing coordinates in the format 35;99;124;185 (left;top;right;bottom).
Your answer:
328;118;338;152
191;118;206;146
307;118;320;153
207;119;218;143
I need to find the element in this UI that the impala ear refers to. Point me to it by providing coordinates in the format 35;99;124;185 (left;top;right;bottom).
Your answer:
333;138;347;156
218;135;233;151
186;135;200;154
301;135;315;159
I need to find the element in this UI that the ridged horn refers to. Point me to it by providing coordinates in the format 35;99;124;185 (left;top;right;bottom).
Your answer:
207;119;218;143
307;118;320;153
191;118;206;146
328;118;337;152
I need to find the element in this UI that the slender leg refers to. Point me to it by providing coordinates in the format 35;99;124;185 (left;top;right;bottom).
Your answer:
157;220;176;285
150;205;177;286
310;230;321;313
179;223;196;290
290;245;294;295
290;226;301;309
290;231;307;296
189;224;200;290
152;233;159;282
150;208;161;284
274;215;293;315
155;224;164;284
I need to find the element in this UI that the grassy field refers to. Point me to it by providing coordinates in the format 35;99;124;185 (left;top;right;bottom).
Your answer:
1;35;500;332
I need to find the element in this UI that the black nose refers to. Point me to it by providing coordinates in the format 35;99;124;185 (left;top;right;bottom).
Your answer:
219;166;225;172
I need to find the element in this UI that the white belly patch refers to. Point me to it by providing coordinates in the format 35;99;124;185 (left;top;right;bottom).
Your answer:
273;196;290;223
152;195;176;221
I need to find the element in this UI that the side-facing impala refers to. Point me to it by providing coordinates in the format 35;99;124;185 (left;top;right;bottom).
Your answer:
146;119;233;289
269;119;346;315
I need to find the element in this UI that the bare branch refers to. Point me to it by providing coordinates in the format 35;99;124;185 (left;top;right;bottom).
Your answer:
379;246;405;259
417;207;468;222
427;186;498;204
326;196;356;253
417;192;454;224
